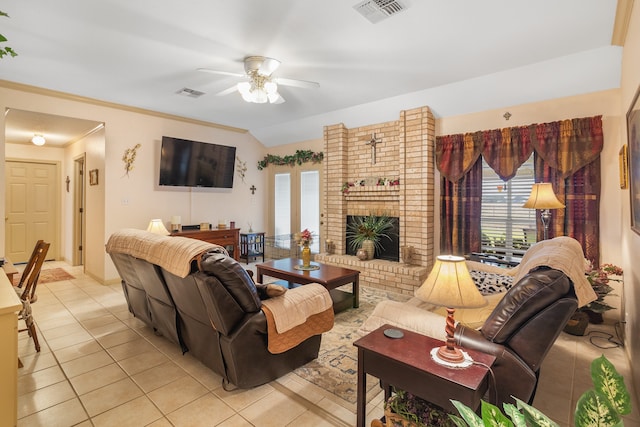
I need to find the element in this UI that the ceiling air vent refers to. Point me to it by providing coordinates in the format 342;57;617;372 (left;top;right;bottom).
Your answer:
353;0;407;24
176;87;205;98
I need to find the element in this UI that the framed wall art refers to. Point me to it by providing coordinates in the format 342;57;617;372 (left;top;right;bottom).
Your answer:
619;144;628;189
627;84;640;235
89;169;99;186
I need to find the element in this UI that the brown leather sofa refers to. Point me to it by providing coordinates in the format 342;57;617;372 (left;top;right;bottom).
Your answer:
106;229;328;389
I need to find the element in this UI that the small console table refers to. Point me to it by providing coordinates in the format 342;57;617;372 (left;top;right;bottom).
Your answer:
240;232;265;264
353;325;495;427
171;228;240;261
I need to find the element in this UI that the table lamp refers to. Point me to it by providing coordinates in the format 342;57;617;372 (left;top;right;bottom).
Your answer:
415;255;486;367
147;219;170;235
522;183;565;240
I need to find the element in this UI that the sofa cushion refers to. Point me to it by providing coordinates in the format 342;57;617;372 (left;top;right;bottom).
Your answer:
481;267;571;343
199;251;261;313
469;270;514;295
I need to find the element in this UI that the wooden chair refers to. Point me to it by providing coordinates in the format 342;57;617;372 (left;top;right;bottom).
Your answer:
15;240;50;352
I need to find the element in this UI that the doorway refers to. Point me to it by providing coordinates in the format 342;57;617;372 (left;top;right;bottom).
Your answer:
4;160;60;263
268;164;323;253
73;155;86;266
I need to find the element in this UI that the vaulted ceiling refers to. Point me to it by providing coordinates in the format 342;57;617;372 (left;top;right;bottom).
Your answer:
0;0;628;147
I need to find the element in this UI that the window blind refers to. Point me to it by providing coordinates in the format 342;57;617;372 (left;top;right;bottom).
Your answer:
481;155;537;256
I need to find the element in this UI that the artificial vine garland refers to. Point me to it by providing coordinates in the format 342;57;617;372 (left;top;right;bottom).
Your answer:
257;150;323;170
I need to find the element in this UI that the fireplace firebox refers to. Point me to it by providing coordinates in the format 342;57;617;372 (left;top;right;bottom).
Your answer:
345;215;400;262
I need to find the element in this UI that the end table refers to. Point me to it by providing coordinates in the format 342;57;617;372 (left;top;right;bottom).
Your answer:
353;325;495;427
240;232;265;264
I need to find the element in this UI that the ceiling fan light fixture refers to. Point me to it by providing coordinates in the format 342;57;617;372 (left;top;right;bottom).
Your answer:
32;134;46;146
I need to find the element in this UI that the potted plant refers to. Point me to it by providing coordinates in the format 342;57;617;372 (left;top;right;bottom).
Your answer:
346;213;395;260
450;354;631;427
581;262;623;322
371;389;454;427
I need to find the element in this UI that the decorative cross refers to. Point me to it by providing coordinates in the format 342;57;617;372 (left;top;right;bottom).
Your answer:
366;133;382;165
250;185;256;195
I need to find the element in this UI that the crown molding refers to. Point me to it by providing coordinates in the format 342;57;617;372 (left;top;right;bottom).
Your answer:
0;79;248;134
611;0;634;46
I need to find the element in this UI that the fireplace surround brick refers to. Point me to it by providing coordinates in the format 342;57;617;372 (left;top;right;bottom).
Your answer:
319;106;435;295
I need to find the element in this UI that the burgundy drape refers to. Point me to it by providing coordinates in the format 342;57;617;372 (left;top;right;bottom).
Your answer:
440;159;482;256
436;115;603;260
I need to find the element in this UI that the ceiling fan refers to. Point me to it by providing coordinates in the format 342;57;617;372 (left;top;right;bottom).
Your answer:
198;56;320;104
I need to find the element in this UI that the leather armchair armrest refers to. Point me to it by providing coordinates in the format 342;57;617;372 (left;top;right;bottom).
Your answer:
455;325;537;406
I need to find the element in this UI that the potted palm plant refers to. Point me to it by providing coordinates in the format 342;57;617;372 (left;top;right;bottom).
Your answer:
346;213;395;260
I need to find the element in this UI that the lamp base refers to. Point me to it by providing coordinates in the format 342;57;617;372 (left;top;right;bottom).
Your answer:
430;347;473;368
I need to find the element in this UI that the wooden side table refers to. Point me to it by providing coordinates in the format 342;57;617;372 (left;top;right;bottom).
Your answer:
353;325;495;427
240;232;265;264
171;228;240;261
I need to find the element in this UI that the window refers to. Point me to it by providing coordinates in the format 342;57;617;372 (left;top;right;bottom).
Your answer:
481;154;537;256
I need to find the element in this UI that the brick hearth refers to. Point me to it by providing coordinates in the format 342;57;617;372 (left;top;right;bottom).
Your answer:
319;106;436;295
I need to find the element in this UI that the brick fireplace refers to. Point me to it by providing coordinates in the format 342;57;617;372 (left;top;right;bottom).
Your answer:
315;106;436;296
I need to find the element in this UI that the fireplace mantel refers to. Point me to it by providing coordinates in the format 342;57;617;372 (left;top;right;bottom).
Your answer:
344;186;400;201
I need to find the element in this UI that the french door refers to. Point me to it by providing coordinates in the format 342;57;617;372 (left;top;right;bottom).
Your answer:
268;164;322;253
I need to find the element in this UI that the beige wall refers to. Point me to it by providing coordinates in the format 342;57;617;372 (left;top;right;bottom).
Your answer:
1;85;268;283
620;0;640;392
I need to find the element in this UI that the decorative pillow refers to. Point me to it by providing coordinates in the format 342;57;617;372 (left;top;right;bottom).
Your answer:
469;270;514;295
256;284;287;299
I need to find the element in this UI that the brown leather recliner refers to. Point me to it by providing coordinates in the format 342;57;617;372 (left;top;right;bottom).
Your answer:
454;266;578;407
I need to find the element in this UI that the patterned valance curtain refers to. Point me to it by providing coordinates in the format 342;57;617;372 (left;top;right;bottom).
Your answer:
435;116;602;183
436;115;603;261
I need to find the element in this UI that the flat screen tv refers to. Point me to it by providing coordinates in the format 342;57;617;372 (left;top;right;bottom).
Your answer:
159;136;236;188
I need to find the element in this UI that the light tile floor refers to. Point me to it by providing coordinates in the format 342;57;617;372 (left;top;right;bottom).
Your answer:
14;261;640;426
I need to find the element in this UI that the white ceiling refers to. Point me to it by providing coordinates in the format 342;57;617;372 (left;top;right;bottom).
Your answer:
0;0;624;147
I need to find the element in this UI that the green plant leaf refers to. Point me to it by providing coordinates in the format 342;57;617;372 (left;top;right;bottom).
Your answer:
0;34;7;42
450;400;483;427
480;400;514;427
591;355;631;416
503;403;526;427
575;390;623;427
513;397;559;427
448;414;470;427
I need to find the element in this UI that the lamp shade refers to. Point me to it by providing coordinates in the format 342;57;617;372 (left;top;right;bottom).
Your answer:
522;183;565;210
146;219;169;235
416;255;486;308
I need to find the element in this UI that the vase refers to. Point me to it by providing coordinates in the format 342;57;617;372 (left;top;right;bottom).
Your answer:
361;239;375;260
584;309;604;324
356;248;367;261
301;244;311;268
563;311;589;336
401;245;414;265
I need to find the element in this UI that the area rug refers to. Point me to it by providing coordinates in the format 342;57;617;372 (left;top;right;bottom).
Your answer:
289;285;411;407
13;267;75;285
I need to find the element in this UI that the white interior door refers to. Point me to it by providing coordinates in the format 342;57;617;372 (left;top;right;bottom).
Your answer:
5;160;59;263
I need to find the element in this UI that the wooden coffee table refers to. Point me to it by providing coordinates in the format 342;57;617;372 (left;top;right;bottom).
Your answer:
256;258;360;309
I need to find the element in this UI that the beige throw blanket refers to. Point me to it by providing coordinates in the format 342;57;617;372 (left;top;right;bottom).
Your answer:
512;236;596;307
261;283;333;333
261;283;334;354
105;228;227;278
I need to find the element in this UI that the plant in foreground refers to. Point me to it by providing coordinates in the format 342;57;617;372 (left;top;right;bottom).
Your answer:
449;355;631;427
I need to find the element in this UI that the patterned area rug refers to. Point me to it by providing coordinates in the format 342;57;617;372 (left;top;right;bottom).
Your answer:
13;267;75;285
290;286;411;406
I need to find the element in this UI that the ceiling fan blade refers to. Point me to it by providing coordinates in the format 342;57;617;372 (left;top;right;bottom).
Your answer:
197;68;244;78
275;77;320;89
215;85;239;96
